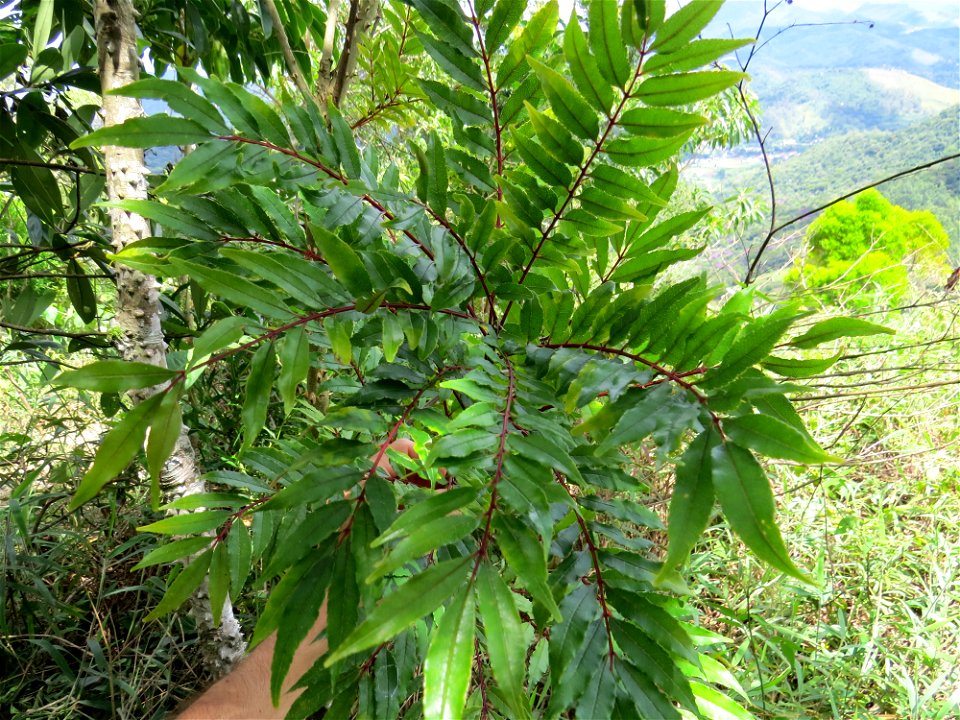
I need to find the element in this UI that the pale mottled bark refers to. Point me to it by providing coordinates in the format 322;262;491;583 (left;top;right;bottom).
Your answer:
316;0;381;108
94;0;245;677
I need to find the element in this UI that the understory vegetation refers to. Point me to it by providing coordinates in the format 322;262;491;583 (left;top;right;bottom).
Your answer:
1;0;958;719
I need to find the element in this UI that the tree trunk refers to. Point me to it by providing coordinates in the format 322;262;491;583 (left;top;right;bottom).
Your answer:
94;0;245;677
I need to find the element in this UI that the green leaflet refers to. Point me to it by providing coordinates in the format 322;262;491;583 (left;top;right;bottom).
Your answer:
711;442;811;582
241;341;276;452
132;537;212;570
190;317;247;364
325;557;471;665
367;514;479;582
138;510;231;536
650;0;724;53
374;487;481;546
761;352;842;378
70;115;212;149
588;0;631;87
314;226;373;297
485;0;525;51
55;360;177;393
0;44;27;82
548;583;599;683
611;618;697;711
789;317;895;348
643;38;753;75
528;57;599;141
636;70;748;107
476;563;530;718
615;658;681;720
526;103;585;166
69;393;164;510
411;0;476;58
417;30;486;92
563;12;614;114
65;260;96;323
497;0;558;88
103;198;220;241
604;133;692;167
605;588;698;664
144;550;213;622
168;258;293;319
146;389;183;505
659;426;717;578
509;433;584;485
493;514;562;621
618;107;708;137
707;305;804;388
328;103;362;178
271;555;332;706
510;130;572;189
278;325;310;414
208;541;231;627
426;131;448;214
114;78;227;133
423;586;475;720
426;428;498;465
724;413;842;464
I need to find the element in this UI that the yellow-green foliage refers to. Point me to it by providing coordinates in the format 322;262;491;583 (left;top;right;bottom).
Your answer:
790;189;951;303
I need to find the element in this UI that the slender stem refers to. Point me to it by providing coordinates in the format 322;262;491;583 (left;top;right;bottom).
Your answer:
469;352;516;584
0;320;108;338
261;0;313;102
745;153;960;284
420;202;498;325
542;341;724;435
0;157;103;175
571;495;616;670
219;135;435;261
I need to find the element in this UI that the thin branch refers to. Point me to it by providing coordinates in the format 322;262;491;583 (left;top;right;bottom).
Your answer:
795;378;960;402
0;157;103;175
0;272;114;280
219;135;436;261
332;0;380;107
0;320;108;338
469;351;516;584
419;201;498;325
261;0;313;102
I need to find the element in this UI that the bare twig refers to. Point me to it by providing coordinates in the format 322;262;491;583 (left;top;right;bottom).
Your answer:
261;0;313;102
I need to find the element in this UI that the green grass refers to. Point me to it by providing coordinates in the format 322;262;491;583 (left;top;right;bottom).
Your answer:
685;291;960;719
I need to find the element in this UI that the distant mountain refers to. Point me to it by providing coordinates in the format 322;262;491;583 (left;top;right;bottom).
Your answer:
752;67;959;147
712;2;959;87
709;1;959;149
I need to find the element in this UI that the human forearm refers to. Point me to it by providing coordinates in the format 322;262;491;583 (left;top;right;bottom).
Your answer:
176;602;328;720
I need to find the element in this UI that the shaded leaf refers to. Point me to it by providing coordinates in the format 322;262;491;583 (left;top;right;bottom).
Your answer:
712;442;810;582
423;586;475;720
325;557;471;665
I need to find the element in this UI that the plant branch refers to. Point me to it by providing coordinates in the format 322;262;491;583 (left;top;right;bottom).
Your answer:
219;135;436;261
470;351;516;584
419;201;497;325
504;46;650;326
261;0;314;102
0;157;104;175
0;320;108;338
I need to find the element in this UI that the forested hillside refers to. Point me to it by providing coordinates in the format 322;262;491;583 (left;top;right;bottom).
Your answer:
736;108;960;255
751;68;958;147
